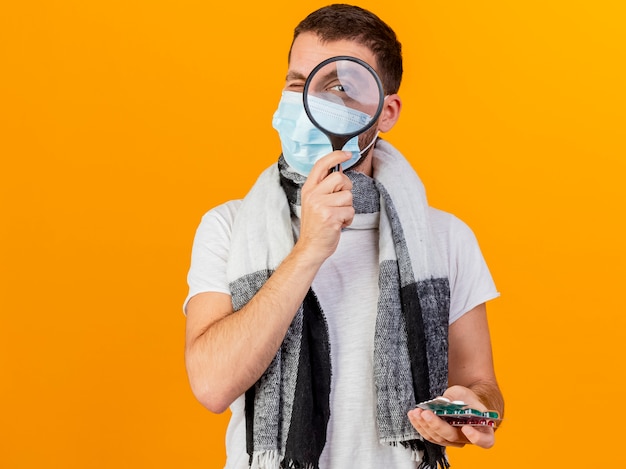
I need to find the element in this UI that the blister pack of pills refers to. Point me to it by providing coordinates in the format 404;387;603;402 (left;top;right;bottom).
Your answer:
416;397;501;428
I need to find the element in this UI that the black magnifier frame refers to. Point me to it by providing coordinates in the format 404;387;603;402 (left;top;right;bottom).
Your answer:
302;55;385;172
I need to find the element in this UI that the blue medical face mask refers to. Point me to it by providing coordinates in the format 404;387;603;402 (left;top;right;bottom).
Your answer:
272;91;378;176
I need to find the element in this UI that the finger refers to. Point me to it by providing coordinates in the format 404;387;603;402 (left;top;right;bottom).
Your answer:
420;411;467;448
320;189;353;208
318;197;355;228
315;173;353;198
461;425;495;449
408;409;466;448
338;207;355;228
306;151;352;184
302;171;352;208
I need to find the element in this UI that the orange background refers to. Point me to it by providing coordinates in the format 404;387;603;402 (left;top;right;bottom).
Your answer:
1;1;624;468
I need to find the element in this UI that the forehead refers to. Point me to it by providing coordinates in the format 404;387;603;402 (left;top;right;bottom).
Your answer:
288;32;378;80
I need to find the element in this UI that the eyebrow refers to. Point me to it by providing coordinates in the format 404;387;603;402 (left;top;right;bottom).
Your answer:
315;69;340;84
285;71;307;82
285;69;341;85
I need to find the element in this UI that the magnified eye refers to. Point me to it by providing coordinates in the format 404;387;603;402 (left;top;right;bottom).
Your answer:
325;79;355;95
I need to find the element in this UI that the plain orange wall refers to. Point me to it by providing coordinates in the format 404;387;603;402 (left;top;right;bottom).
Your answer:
1;1;624;468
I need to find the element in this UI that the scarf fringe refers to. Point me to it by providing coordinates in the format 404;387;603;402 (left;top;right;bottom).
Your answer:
395;439;450;469
250;450;281;469
283;461;317;469
250;451;318;469
417;458;451;469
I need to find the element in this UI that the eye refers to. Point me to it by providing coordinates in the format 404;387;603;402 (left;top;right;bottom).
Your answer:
326;79;357;96
286;81;305;92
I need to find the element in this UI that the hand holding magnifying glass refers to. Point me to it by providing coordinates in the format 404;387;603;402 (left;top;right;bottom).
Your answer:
303;56;384;172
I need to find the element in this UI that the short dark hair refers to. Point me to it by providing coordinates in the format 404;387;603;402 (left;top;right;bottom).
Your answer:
290;4;403;94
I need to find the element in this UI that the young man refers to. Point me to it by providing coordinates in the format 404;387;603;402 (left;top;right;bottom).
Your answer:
184;4;503;469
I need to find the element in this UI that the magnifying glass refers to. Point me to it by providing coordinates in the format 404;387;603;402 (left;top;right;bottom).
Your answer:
303;56;384;172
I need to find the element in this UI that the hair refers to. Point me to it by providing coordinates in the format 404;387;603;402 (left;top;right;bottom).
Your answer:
290;4;403;95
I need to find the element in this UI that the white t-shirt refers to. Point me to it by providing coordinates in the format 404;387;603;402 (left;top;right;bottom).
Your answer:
185;200;499;469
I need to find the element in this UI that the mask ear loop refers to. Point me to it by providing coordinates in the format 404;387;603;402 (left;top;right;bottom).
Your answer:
358;94;388;156
359;131;380;155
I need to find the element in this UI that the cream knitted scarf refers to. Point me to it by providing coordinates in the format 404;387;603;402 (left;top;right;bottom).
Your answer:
227;140;451;469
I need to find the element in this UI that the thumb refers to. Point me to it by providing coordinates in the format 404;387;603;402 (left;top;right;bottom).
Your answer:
461;425;495;449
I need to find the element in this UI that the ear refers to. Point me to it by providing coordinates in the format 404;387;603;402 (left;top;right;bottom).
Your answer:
377;94;402;133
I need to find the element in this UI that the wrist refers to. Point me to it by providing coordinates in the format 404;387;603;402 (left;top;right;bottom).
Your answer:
291;238;330;270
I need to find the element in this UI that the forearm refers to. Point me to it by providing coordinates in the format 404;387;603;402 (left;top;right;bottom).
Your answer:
186;151;354;413
185;243;324;413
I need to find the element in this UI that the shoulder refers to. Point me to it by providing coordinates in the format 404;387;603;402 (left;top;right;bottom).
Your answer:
184;200;243;309
428;207;478;244
190;200;243;268
192;200;243;241
427;206;487;272
200;199;243;227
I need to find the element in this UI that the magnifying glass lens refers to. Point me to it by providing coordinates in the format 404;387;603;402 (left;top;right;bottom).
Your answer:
303;57;384;172
305;58;383;137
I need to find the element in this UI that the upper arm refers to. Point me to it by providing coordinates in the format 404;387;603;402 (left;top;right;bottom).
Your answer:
448;302;497;388
430;209;499;324
184;201;240;313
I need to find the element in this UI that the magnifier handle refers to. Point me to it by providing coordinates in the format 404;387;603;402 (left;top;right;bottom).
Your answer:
330;136;348;173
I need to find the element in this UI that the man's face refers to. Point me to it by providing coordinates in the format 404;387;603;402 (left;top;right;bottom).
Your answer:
285;32;381;168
